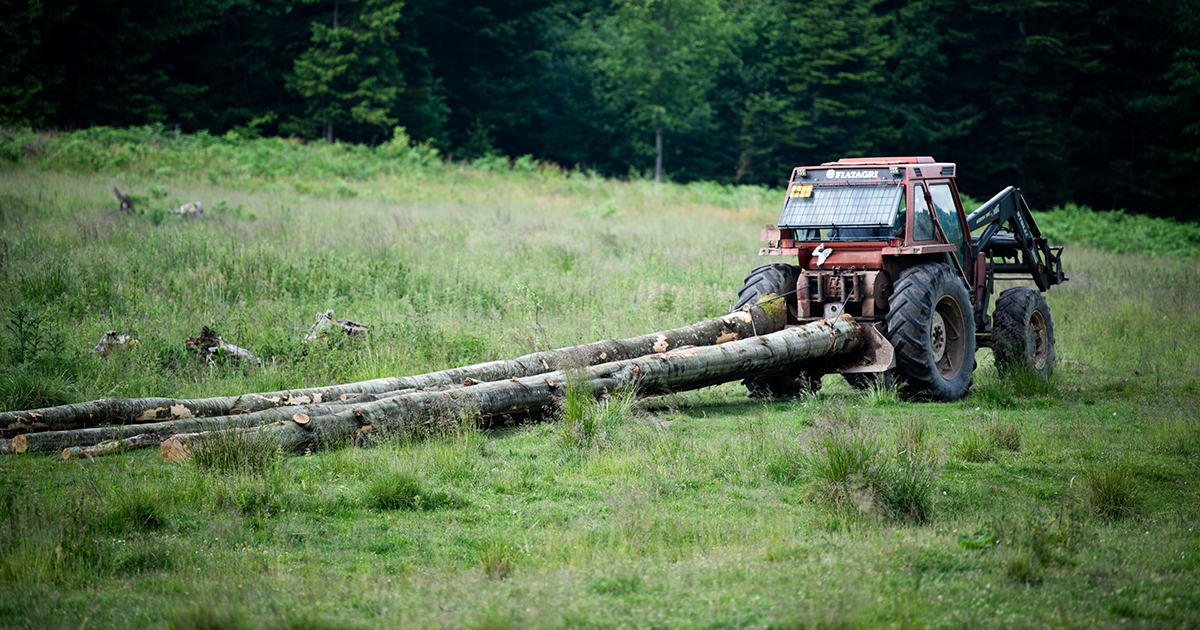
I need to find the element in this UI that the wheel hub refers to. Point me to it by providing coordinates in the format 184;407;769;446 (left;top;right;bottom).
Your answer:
930;311;947;363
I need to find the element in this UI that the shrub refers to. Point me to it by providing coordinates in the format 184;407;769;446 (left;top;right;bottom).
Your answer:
1150;418;1200;459
1035;204;1200;258
863;376;902;406
992;486;1086;584
1005;553;1042;585
1084;464;1136;520
170;601;248;630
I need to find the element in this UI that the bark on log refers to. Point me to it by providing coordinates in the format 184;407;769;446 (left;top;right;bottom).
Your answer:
0;305;784;437
61;432;166;459
167;315;864;458
3;396;393;454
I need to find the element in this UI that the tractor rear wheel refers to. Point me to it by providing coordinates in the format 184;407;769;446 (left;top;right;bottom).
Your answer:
886;262;976;401
991;287;1055;379
734;264;821;397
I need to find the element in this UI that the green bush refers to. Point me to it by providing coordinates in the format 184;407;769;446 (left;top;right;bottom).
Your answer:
477;538;518;580
1035;204;1200;258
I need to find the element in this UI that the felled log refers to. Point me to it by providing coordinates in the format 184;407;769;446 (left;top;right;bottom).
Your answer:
5;396;384;454
186;326;260;364
0;305;783;438
167;315;864;457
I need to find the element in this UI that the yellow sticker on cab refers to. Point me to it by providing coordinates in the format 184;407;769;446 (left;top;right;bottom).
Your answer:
789;185;813;198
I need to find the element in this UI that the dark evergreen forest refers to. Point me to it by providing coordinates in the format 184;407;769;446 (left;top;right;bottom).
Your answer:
1;0;1197;218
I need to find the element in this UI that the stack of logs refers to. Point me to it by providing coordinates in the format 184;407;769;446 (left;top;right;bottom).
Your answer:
0;303;866;462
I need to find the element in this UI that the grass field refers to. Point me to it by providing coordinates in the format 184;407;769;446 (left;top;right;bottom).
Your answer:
1;130;1199;628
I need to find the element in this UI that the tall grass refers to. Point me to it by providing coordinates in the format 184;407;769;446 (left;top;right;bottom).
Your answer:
190;427;282;476
790;411;941;523
557;369;638;451
1083;463;1137;520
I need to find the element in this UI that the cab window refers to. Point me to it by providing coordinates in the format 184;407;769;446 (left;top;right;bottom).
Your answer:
912;184;935;241
928;183;966;266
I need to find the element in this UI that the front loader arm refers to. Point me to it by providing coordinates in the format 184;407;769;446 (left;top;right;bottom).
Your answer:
967;186;1065;291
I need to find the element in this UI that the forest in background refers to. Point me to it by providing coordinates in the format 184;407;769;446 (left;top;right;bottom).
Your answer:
1;0;1198;219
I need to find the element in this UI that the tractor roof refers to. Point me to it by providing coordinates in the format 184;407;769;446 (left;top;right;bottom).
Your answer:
825;156;935;165
793;157;956;180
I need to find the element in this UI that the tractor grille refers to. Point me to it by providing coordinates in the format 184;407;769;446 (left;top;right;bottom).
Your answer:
779;184;903;228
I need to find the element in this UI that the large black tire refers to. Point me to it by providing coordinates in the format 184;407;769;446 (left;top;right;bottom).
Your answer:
886;262;976;401
734;264;820;397
991;287;1055;379
734;263;801;323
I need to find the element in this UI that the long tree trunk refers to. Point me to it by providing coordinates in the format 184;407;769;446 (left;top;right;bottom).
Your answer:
0;306;784;437
6;393;400;454
655;126;663;184
166;315;864;457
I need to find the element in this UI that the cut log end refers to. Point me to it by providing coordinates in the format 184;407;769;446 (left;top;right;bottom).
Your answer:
292;413;310;426
13;434;27;454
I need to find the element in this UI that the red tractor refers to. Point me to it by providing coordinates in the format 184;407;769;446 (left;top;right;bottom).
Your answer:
736;156;1066;401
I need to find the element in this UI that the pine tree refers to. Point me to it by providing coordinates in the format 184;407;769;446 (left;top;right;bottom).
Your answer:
286;0;405;143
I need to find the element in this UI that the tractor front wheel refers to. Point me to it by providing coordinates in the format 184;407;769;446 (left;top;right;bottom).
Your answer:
734;264;821;398
886;262;976;401
991;287;1055;379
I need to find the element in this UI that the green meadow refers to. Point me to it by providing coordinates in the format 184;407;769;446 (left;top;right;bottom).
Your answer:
1;129;1198;628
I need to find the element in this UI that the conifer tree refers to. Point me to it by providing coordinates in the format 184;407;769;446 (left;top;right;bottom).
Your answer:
287;0;405;143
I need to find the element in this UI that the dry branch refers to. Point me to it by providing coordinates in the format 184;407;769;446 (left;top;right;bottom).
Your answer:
304;310;368;342
1;305;783;437
114;187;135;212
186;326;260;363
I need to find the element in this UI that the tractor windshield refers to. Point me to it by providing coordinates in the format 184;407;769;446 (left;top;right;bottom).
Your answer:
779;184;905;242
